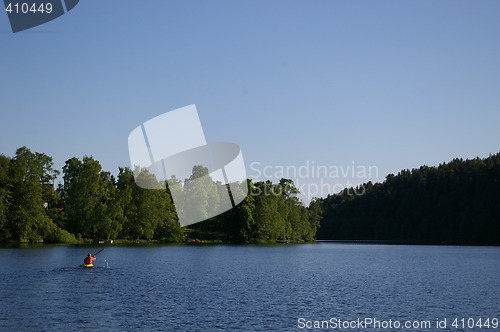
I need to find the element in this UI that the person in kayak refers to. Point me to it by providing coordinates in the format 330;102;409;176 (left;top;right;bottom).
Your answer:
83;253;96;267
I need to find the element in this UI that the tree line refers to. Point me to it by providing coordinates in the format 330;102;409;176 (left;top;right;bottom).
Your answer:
5;146;494;245
191;179;322;243
317;152;500;245
0;147;320;244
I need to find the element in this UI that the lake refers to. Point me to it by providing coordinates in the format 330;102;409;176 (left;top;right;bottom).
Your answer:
0;244;499;331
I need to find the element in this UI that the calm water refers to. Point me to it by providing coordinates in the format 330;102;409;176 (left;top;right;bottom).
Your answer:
0;244;499;331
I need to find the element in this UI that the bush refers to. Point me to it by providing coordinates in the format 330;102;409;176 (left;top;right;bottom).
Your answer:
44;224;79;244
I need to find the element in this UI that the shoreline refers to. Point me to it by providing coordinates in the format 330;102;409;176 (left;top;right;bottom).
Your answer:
1;240;499;249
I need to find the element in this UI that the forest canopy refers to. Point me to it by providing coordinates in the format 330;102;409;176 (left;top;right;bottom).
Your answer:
0;147;319;244
1;147;498;245
317;153;500;245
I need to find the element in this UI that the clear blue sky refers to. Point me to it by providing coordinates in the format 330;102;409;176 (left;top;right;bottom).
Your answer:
1;1;499;198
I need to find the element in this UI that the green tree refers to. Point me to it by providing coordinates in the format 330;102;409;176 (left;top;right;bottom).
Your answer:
62;156;122;240
306;198;323;241
212;179;255;243
318;152;500;245
252;181;286;241
0;154;12;241
232;180;256;243
155;180;185;242
185;178;320;243
6;147;59;242
46;183;69;231
118;167;183;241
179;165;221;224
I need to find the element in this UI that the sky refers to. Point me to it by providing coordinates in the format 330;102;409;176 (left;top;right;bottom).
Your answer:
1;0;499;200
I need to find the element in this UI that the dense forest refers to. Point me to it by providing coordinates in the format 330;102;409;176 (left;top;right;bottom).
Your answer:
317;152;500;245
1;146;499;245
0;147;319;244
190;179;322;243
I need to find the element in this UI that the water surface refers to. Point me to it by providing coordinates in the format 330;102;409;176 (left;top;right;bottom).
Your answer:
0;244;498;331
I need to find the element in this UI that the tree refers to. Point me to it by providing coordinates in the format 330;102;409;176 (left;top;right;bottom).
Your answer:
62;156;122;240
179;165;221;224
306;198;323;241
189;178;319;243
6;147;58;242
0;155;11;241
232;180;256;243
118;167;183;241
318;152;500;245
213;179;255;243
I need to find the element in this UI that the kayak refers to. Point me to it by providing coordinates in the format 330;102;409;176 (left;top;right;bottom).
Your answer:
82;264;94;268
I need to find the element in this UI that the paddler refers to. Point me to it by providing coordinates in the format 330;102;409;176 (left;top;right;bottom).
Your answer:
83;253;96;267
